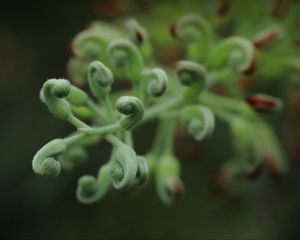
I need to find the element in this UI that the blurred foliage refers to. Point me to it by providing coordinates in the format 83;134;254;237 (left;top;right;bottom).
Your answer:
1;0;300;239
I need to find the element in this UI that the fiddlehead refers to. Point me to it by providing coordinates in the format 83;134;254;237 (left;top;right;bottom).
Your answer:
171;14;211;43
40;79;72;121
156;154;184;205
109;142;138;190
142;68;168;97
66;58;90;87
125;18;152;62
87;60;114;98
76;163;112;204
210;36;256;75
71;29;108;60
181;105;215;141
108;39;144;82
126;18;148;46
32;139;66;176
176;61;207;99
116;96;144;130
171;14;212;61
40;79;88;127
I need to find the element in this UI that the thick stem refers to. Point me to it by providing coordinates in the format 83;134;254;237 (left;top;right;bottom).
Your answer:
86;99;108;122
152;118;176;157
68;115;89;128
142;96;183;122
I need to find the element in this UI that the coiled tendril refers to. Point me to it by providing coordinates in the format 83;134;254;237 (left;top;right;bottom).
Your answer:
142;68;168;97
87;60;114;98
32;139;66;176
176;61;207;99
76;163;112;204
210;36;256;74
110;143;138;190
71;29;108;60
116;96;144;130
126;18;152;62
181;106;215;141
156;155;184;205
171;14;212;61
108;39;144;81
171;14;211;44
40;79;72;120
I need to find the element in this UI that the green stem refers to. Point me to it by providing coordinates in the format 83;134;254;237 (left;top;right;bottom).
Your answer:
78;123;120;135
106;134;123;147
152;118;176;157
200;92;256;120
86;99;109;122
102;94;116;122
142;96;183;122
123;130;133;148
64;132;87;145
68;115;89;128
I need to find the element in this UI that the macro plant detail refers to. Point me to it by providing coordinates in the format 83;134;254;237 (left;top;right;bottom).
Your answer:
32;1;298;205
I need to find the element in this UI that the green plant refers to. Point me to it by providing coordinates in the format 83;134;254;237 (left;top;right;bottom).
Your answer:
33;3;297;205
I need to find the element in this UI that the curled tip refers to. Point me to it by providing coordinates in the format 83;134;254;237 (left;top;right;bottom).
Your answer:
246;94;283;113
164;177;184;204
76;164;111;204
110;144;138;190
134;156;149;185
41;158;61;176
108;39;144;80
76;176;98;204
40;79;72;120
181;106;215;141
126;18;148;45
176;61;207;88
51;81;71;98
156;155;184;205
66;58;90;87
211;37;256;74
116;96;144;130
87;61;114;98
71;29;107;59
170;14;210;44
32;139;66;177
157;176;184;205
142;68;168;97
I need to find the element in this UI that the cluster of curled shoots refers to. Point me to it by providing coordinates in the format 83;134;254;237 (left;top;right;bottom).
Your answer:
32;14;287;205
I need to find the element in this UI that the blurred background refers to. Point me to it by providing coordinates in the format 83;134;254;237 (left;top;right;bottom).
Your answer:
1;0;300;239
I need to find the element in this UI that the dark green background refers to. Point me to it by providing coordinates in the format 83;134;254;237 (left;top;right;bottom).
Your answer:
1;1;300;239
